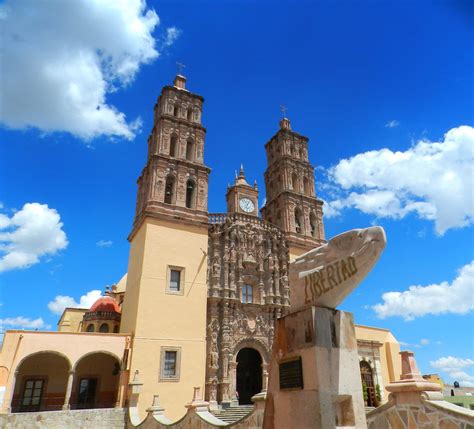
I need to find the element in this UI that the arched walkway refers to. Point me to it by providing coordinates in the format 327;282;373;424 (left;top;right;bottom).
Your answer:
71;352;120;409
236;348;262;405
12;351;71;412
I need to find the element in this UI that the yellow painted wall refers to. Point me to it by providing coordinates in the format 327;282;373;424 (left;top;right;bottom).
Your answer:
14;353;69;396
289;246;307;262
355;324;401;395
121;217;208;420
0;331;129;413
58;309;87;332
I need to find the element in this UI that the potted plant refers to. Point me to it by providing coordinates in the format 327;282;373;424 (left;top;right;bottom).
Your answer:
362;381;368;406
375;384;382;406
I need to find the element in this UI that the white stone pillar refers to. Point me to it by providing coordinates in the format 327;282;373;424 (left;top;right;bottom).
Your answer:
62;370;75;410
261;363;269;392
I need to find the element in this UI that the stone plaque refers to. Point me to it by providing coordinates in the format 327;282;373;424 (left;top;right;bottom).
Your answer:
289;226;386;311
279;357;303;390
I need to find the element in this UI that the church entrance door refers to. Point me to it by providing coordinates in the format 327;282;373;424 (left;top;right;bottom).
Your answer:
236;348;262;405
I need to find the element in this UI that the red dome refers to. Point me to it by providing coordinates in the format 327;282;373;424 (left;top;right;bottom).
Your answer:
89;296;121;313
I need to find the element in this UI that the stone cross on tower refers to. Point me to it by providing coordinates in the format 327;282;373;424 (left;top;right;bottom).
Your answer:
176;61;186;75
280;104;288;118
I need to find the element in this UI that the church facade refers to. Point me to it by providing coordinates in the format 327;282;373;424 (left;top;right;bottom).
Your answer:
0;74;401;421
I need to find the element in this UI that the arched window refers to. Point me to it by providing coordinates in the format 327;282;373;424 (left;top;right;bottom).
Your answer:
173;104;179;117
187;107;193;121
242;285;253;303
295;208;303;234
99;323;109;333
170;135;178;157
360;361;377;407
186;139;194;161
292;173;298;192
310;213;317;237
165;175;175;204
303;177;310;195
86;324;94;332
186;180;195;208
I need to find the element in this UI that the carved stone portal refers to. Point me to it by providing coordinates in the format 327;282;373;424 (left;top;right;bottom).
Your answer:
205;214;289;404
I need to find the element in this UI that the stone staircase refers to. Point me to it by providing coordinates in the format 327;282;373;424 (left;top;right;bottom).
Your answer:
211;404;255;423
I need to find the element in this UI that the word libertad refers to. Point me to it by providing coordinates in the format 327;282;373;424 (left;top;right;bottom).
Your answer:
303;256;358;304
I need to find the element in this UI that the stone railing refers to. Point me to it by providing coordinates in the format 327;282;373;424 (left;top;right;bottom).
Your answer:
126;385;265;429
208;213;228;225
83;310;122;321
366;351;474;428
0;408;126;429
208;213;279;233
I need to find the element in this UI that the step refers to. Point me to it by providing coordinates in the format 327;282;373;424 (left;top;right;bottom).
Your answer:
211;405;255;423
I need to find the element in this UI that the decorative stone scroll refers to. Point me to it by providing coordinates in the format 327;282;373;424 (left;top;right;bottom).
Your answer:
289;226;386;311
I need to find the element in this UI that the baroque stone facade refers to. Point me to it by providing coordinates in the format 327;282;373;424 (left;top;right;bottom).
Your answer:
206;211;289;405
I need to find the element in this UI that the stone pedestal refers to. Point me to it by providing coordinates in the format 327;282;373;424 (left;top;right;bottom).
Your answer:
263;306;367;429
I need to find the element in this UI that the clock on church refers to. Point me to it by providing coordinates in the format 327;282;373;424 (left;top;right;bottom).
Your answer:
239;197;255;213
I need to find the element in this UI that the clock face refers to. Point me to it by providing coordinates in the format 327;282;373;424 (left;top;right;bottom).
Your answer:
239;197;255;213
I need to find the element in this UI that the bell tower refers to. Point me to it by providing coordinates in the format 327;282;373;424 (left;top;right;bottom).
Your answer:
261;116;325;259
226;165;259;216
121;73;210;420
131;73;210;232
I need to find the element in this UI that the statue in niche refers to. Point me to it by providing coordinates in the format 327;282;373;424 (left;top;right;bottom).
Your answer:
230;246;237;264
155;179;163;195
268;255;274;272
209;380;217;401
209;344;219;369
212;257;221;277
281;271;289;289
208;319;219;337
230;228;238;244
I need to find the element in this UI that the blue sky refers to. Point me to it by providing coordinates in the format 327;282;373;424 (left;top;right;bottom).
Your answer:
1;0;473;386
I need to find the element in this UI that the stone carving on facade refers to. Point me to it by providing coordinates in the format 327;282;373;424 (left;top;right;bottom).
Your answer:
205;214;289;404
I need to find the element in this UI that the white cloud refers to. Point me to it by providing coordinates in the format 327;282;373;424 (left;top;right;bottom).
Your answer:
48;290;102;315
373;261;474;321
325;126;474;235
385;120;400;128
96;240;113;247
430;356;474;387
420;338;430;346
0;0;161;141
0;316;50;331
0;203;68;272
163;26;181;47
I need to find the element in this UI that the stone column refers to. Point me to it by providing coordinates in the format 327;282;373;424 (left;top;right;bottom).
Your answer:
261;363;269;392
115;369;128;408
229;361;238;405
385;351;443;402
62;370;75;410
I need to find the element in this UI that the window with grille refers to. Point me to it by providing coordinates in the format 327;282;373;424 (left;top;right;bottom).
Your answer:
21;379;44;410
169;269;181;292
160;347;181;381
164;351;177;377
77;378;98;409
242;284;253;303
